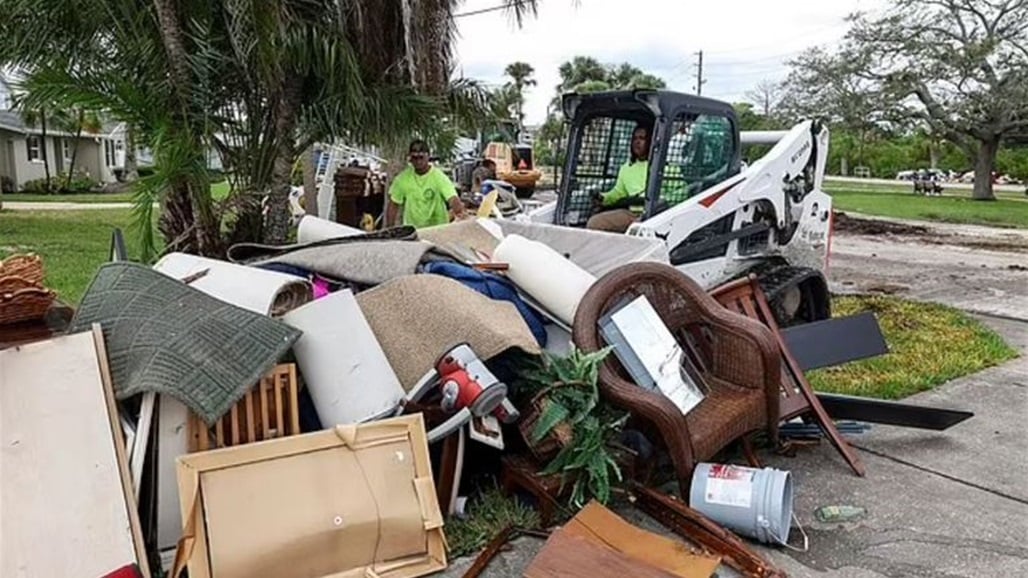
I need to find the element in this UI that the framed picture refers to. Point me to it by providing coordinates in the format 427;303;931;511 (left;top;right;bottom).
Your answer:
599;295;708;415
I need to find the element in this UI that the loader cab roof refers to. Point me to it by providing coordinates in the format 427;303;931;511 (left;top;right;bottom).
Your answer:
561;90;737;123
557;90;742;227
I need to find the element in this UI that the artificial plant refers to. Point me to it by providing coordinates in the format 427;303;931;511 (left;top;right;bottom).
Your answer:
518;346;628;508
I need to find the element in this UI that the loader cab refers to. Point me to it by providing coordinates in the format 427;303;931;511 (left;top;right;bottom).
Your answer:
556;90;741;227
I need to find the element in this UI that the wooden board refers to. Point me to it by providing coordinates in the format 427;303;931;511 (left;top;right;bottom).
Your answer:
524;529;681;578
189;364;301;452
562;502;720;578
1;328;150;577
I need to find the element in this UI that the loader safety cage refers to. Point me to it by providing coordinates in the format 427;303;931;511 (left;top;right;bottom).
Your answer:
555;90;742;227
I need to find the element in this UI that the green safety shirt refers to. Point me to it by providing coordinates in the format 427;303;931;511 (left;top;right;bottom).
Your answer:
389;165;458;228
601;160;648;210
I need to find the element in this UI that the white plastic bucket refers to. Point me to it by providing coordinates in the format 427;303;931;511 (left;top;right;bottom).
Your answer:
689;463;797;548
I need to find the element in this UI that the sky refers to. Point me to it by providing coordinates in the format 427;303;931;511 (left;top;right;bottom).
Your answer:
453;0;886;125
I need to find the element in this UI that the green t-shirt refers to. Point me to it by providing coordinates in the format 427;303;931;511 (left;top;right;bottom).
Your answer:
601;160;648;208
389;165;458;228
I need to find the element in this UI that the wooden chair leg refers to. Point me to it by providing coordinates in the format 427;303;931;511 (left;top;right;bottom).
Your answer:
741;436;762;469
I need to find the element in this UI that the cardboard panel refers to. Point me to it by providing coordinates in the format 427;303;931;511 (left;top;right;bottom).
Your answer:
175;414;444;578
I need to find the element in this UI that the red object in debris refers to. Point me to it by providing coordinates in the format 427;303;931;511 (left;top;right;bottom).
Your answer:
99;564;142;578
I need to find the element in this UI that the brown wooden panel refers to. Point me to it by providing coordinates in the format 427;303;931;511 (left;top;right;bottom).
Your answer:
525;529;679;578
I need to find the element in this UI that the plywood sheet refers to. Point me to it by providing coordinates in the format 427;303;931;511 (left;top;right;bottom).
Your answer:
1;329;147;577
524;529;680;578
563;502;719;578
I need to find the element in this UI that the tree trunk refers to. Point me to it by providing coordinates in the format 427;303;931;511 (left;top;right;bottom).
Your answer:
972;138;998;201
153;0;192;101
123;125;139;182
929;140;940;170
303;145;318;216
65;110;84;191
840;156;849;177
40;109;51;192
152;0;220;256
261;79;304;244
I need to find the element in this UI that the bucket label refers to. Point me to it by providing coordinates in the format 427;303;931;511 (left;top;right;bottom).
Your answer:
706;465;754;508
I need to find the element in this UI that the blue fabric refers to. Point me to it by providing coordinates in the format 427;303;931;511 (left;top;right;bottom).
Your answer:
422;261;548;346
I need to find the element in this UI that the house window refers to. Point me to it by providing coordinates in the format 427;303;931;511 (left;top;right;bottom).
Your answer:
27;136;41;161
62;139;72;163
104;139;116;167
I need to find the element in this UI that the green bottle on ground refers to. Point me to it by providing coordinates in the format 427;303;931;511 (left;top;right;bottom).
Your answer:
814;505;867;523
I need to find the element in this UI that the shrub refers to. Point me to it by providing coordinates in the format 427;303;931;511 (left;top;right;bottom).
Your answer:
1;175;14;194
21;177;55;194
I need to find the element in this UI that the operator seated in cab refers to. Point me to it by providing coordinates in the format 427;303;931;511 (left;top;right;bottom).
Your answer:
587;123;651;233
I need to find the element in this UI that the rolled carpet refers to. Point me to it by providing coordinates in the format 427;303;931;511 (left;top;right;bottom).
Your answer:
355;274;542;391
152;252;312;317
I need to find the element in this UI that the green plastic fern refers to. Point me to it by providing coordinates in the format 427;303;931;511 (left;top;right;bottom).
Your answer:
518;346;628;508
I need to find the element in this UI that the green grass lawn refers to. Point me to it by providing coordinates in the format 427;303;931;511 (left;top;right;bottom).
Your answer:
2;180;232;204
808;295;1018;399
828;188;1028;228
0;208;148;304
3;192;135;203
824;178;1028;201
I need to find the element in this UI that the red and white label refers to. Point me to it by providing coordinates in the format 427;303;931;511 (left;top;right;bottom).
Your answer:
705;465;754;508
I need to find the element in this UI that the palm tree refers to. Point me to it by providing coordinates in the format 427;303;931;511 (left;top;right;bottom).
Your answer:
504;61;536;136
51;108;102;191
0;0;540;257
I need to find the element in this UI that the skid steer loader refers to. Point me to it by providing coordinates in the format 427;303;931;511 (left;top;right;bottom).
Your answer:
516;90;834;326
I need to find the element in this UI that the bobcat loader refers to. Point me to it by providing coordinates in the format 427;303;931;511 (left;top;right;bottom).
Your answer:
516;90;834;326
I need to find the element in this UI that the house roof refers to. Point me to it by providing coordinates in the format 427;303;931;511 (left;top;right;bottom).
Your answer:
0;109;119;138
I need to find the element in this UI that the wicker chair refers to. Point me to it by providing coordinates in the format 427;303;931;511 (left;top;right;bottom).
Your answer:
572;262;782;493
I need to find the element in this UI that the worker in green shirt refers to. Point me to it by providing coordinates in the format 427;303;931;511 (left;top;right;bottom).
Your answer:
587;124;651;233
386;140;466;228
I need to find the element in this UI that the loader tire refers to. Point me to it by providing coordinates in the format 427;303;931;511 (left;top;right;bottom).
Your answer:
755;265;831;327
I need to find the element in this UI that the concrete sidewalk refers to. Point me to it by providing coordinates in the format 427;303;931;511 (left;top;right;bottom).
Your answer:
2;201;136;210
439;315;1028;577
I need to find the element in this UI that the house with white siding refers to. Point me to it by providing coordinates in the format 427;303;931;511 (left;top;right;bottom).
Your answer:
0;75;124;192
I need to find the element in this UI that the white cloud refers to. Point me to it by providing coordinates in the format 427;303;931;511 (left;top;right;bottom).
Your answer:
454;0;886;124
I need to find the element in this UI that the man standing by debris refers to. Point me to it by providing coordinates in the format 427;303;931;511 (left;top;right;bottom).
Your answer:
386;140;466;228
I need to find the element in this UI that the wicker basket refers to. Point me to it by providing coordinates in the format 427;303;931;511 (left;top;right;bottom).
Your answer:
518;394;574;462
0;276;56;325
0;254;45;286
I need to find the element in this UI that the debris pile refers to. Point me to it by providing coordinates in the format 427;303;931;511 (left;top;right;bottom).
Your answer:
0;216;974;578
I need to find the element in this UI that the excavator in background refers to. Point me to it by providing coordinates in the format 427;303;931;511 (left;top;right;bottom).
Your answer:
483;141;542;198
515;90;834;326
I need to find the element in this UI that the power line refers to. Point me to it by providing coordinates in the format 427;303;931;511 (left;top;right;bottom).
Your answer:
454;0;535;19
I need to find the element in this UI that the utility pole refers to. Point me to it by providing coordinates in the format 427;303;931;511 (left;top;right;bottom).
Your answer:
694;50;705;96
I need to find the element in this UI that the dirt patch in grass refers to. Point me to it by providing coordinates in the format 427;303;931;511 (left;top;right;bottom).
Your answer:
808;295;1018;399
834;211;1028;253
833;211;929;236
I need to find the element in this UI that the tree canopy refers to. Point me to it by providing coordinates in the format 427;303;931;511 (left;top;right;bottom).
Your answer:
0;0;537;256
780;0;1028;199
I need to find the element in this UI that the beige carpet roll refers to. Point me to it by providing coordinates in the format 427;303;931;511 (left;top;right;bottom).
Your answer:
355;275;541;391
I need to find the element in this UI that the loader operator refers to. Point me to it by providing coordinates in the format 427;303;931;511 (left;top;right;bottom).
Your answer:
386;139;466;228
587;124;651;233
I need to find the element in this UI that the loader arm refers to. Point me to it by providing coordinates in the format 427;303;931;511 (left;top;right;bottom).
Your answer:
627;120;833;290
